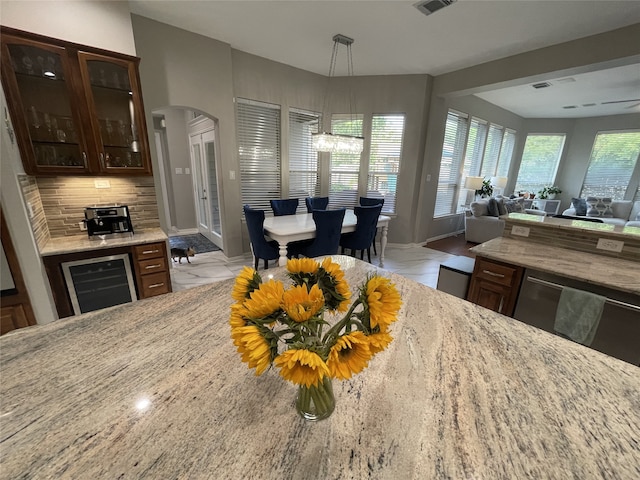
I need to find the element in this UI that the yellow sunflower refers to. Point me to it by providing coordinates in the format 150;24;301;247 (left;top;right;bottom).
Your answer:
243;279;284;319
232;325;272;375
364;276;402;329
282;284;325;322
326;331;372;380
231;266;260;302
229;303;248;329
274;349;329;387
320;257;352;312
286;258;320;275
367;330;394;355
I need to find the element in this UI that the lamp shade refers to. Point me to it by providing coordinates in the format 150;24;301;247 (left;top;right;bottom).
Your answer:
491;176;508;188
464;176;484;190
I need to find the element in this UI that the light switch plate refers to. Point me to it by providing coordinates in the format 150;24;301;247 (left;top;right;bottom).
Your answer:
596;238;624;253
175;167;183;175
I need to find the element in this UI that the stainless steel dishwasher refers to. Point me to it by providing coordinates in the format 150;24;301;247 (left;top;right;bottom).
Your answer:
513;269;640;366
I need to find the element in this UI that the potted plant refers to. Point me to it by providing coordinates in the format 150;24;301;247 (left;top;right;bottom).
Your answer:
476;178;494;198
538;186;562;199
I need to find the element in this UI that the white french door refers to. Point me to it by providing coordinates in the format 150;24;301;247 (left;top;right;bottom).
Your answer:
189;118;223;249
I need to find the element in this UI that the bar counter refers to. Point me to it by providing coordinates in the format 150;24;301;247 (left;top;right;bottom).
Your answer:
1;256;639;478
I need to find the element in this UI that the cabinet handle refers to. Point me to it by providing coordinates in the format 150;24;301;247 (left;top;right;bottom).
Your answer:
148;282;165;289
99;152;105;168
81;151;88;166
145;264;161;270
482;270;505;278
142;249;159;255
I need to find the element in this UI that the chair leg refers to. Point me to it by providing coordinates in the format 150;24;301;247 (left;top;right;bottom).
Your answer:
367;248;371;263
359;250;364;260
264;258;268;270
254;257;259;270
373;231;377;256
341;246;345;254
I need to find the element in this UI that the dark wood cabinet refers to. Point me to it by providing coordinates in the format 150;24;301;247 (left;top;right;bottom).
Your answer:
43;242;172;319
0;27;151;175
467;257;524;316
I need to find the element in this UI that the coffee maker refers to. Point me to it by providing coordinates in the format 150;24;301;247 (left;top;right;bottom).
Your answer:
84;205;134;238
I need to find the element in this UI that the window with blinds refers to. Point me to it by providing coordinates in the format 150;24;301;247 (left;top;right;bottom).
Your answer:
580;130;640;199
289;108;320;201
480;124;503;177
514;134;565;194
462;117;487;176
367;114;405;214
496;129;516;177
329;114;363;209
236;98;281;212
434;111;469;217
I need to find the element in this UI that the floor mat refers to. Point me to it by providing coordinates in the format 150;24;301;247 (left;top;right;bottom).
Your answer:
169;234;220;254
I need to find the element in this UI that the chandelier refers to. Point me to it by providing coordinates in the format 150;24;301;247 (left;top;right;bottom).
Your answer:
312;34;364;154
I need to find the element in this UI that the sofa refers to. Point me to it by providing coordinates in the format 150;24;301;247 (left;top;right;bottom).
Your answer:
562;199;640;227
464;196;543;243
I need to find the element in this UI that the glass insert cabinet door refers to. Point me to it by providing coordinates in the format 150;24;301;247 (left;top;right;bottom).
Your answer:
3;36;89;172
77;52;147;172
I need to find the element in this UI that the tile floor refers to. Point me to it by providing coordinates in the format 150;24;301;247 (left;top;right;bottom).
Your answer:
170;244;459;292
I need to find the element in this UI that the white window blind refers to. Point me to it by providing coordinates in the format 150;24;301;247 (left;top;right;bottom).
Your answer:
580;130;640;199
329;114;363;209
514;134;565;194
434;111;469;217
496;129;516;177
480;124;503;177
289;108;320;203
237;98;281;212
367;114;405;214
462;117;487;176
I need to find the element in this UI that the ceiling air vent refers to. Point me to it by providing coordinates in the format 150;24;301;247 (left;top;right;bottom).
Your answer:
563;105;578;109
532;82;552;89
414;0;457;16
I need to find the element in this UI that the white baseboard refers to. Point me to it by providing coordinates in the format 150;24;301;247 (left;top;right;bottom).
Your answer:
425;231;465;243
168;228;199;237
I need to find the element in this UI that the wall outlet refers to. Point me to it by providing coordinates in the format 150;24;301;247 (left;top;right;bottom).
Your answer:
511;225;530;237
94;179;110;189
79;221;87;231
596;238;624;253
229;170;236;180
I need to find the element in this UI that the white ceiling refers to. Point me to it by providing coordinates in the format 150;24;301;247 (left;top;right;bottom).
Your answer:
128;0;640;118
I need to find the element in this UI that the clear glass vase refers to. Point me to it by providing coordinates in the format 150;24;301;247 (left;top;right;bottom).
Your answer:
296;376;335;421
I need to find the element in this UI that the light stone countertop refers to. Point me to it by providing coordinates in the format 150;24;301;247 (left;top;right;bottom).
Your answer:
39;228;168;256
1;256;639;479
471;237;640;295
506;212;640;239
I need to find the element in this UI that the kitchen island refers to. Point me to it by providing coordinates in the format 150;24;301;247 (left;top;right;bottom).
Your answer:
1;256;639;478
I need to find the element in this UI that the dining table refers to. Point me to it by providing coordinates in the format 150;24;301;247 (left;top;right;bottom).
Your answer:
263;209;391;267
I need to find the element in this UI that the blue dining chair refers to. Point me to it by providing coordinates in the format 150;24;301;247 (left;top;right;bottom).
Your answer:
289;208;346;259
305;196;329;213
359;197;385;256
339;204;383;263
270;198;299;216
244;205;280;270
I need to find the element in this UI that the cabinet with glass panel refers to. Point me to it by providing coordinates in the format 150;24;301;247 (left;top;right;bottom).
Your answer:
0;27;151;175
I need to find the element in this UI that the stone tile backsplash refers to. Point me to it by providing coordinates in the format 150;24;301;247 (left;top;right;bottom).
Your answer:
20;175;161;242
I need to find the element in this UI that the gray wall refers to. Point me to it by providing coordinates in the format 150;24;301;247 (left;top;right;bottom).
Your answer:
131;14;244;256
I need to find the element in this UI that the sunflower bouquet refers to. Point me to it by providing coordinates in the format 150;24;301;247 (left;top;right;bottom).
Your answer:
229;257;402;420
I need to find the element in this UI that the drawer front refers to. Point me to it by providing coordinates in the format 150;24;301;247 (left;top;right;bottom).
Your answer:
138;256;168;275
139;272;170;298
475;258;518;287
133;242;164;260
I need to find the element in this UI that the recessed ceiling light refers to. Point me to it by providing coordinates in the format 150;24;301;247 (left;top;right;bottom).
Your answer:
555;78;576;84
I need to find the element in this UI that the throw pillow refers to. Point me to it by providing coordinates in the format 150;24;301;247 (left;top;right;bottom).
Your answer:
586;197;612;217
504;198;524;213
601;198;613;218
487;198;500;217
496;197;508;216
571;197;587;216
470;199;489;217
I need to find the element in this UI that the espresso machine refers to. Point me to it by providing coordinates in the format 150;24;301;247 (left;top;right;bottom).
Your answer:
84;205;134;238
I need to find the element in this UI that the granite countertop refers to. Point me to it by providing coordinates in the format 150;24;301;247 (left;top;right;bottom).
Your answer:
2;256;639;478
506;212;640;239
471;237;640;295
39;228;168;256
